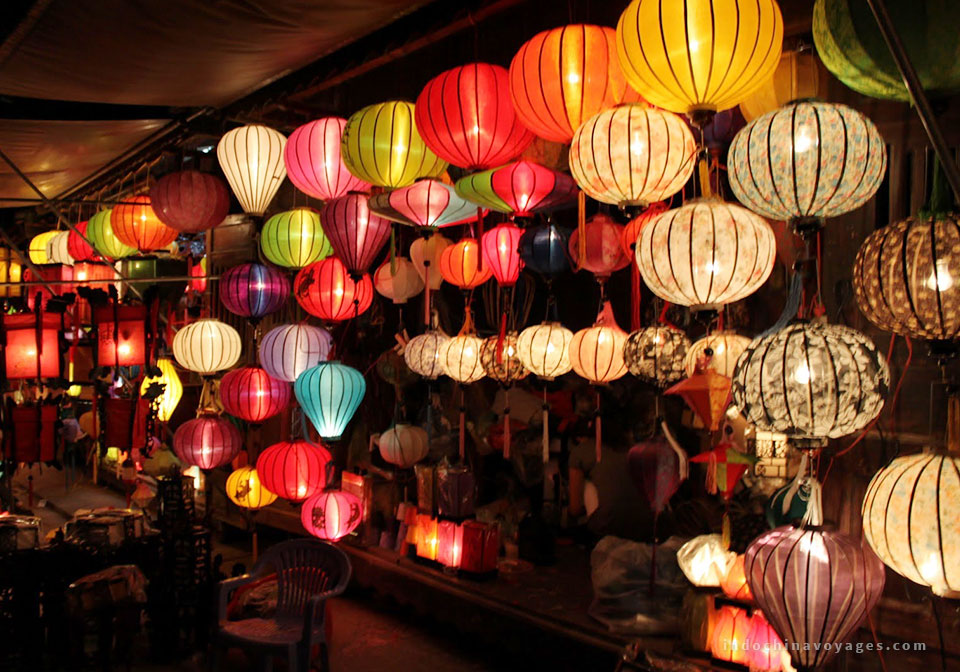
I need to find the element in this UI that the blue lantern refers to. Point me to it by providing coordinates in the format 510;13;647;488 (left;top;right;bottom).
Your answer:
220;262;290;320
295;362;366;441
519;223;570;276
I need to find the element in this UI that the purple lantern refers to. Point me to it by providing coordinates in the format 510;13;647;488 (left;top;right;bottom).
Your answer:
219;262;290;319
320;193;392;274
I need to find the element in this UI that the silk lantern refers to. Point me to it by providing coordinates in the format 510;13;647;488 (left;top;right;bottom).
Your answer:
0;249;21;299
568;214;630;278
87;209;136;260
301;490;362;541
368;179;477;229
294;257;373;321
480;333;529;383
404;331;449;379
746;612;790;672
66;221;96;262
172;319;242;374
140;358;182;422
627;437;684;534
728;101;886;228
569;104;696;207
226;466;278;510
685;332;752;378
219;367;291;423
374;257;423;303
217;124;287;215
439;333;486;384
93;304;147;367
256;439;331;502
321;193;391;273
637;199;776;310
28;231;58;265
149;170;229;233
261;208;334;269
710;605;751;666
173;416;243;469
678;534;736;587
378;424;430;468
623;326;690;387
439;238;492;289
740;48;822;121
2;312;60;379
259;324;332;383
517;322;573;380
219;262;289;320
415;62;533;170
519;223;570;276
480;224;523;286
569;301;628;383
295;362;366;441
45;231;73;265
110;195;178;252
667;372;733;432
621;203;667;257
341;101;446;188
410;233;452;290
616;0;783;121
455;160;578;217
732;322;889;442
285;117;370;201
720;555;753;602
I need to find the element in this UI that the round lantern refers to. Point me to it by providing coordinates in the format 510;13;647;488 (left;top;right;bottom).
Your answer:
728;101;886;227
480;224;523;286
285;117;370;201
568;213;630;278
746;525;886;671
623;326;691;387
455;160;579;217
637;199;776;310
256;439;331;502
620;204;666;257
374;257;424;303
259;323;332;382
172;319;242;374
480;333;529;383
615;0;783;119
509;24;637;143
295;362;366;441
569;105;696;207
110;195;179;252
519;223;570;276
740;48;822;121
404;331;449;379
45;231;73;265
226;466;278;510
300;490;362;541
340;101;447;188
294;257;374;321
172;415;243;469
517;322;573;380
261;208;333;269
862;452;960;598
732;322;890;441
321;193;392;273
149;170;229;233
87;209;136;260
410;233;452;290
439;238;492;289
0;250;21;298
220;262;290;319
710;605;751;666
853;214;960;341
368;179;478;229
140;357;183;422
378;424;430;468
217;124;287;215
685;332;752;378
415;62;533;170
439;334;486;383
28;231;58;265
569;302;628;383
719;555;752;602
219;366;291;423
66;221;97;262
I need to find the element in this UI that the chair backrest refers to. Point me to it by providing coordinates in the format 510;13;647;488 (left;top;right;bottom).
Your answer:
253;539;351;621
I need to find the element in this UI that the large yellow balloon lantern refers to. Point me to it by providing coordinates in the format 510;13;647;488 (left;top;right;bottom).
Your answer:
28;231;58;265
140;358;183;422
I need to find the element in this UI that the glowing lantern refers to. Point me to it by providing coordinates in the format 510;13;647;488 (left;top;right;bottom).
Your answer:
294;257;373;321
720;555;753;602
677;534;736;587
480;333;529;383
368;179;478;229
261;208;334;269
685;332;752;379
569;302;628;383
110;195;178;252
410;233;452;290
72;262;118;290
300;490;362;541
732;323;889;442
480;224;523;286
87;209;136;260
415;62;533;170
258;324;332;382
509;24;637;143
140;358;182;422
340;101;447;188
172;416;243;469
620;204;666;257
23;265;71;311
710;605;751;665
0;249;21;298
28;231;58;264
404;331;448;379
436;520;463;568
637;199;776;310
93;305;147;367
568;213;630;278
668;371;733;432
2;312;60;379
285;117;370;201
66;221;97;262
623;326;690;387
415;514;440;560
219;262;290;319
517;322;573;380
256;439;331;502
374;257;423;303
321;193;392;274
172;319;242;374
439;333;486;384
728;101;886;227
217;124;287;215
519;223;570;276
746;612;789;672
149;170;229;233
439;238;492;289
740;48;822;121
219;366;291;423
295;362;366;440
378;424;429;468
569;104;696;207
615;0;783;120
226;466;278;510
46;231;73;265
455;160;578;217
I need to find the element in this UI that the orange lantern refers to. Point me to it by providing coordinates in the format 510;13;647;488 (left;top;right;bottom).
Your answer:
710;605;752;665
415;514;440;560
439;238;491;289
437;520;463;568
2;312;60;379
110;195;179;253
480;224;524;286
720;555;753;602
294;257;374;321
93;305;147;367
569;301;628;383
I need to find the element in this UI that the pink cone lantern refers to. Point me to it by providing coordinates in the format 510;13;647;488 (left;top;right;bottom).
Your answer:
320;193;392;274
285;118;370;201
480;223;524;286
368;179;479;229
568;213;630;278
149;170;230;233
173;415;243;469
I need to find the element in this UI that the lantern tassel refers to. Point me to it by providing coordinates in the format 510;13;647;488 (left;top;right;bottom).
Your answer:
948;392;960;454
698;154;713;199
800;478;823;527
459;386;466;461
631;262;642;332
423;262;431;327
595;389;602;463
542;389;549;464
576;191;586;271
503;387;511;459
705;450;718;495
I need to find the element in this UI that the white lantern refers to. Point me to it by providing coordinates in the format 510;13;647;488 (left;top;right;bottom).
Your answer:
439;334;485;384
517;322;573;380
217;124;287;216
677;534;736;588
409;233;452;290
404;331;449;379
46;231;74;265
374;257;424;304
685;332;752;378
378;424;430;468
258;323;332;383
623;326;690;387
172;319;242;374
569;302;628;383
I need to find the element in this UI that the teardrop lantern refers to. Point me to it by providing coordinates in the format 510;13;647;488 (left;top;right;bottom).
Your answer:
226;466;278;510
111;195;179;252
173;416;243;469
455;160;579;217
519;223;570;276
140;357;183;422
685;332;752;379
439;238;492;289
217;124;287;215
219;262;290;320
259;323;332;383
295;362;366;441
256;439;332;502
568;213;631;278
172;319;242;375
87;209;136;259
623;326;691;387
261;208;334;269
569;301;628;383
368;179;478;229
219;366;291;423
517;322;574;380
285;117;371;201
480;224;524;286
66;221;97;262
404;331;449;379
301;490;362;541
294;257;374;321
378;424;430;468
321;193;392;274
149;170;230;233
374;257;424;304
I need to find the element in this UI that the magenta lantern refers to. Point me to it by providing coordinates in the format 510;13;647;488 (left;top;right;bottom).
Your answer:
172;415;243;469
285;118;371;201
219;366;291;423
300;490;362;541
219;262;290;320
480;223;524;286
149;170;230;233
320;193;392;274
256;439;332;502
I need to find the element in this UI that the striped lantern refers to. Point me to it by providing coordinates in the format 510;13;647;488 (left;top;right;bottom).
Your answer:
300;490;362;541
480;223;524;286
110;195;179;252
295;362;366;441
28;231;58;265
226;466;278;510
685;332;752;378
45;231;73;265
519;223;570;276
568;213;631;279
374;257;424;304
256;439;332;502
66;221;97;262
87;209;136;259
439;334;486;384
285;117;370;201
439;238;492;289
261;208;334;269
172;319;242;375
623;326;691;387
517;322;574;380
294;257;374;321
219;262;290;319
219;366;291;423
404;331;449;380
569;302;628;383
320;193;392;274
217;124;287;215
455;160;579;217
258;324;332;383
480;332;529;383
378;424;430;468
368;179;477;229
149;170;230;233
173;415;243;469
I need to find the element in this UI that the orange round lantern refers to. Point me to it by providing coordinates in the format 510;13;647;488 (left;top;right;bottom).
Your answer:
720;555;753;602
111;195;179;252
620;203;668;257
480;224;524;286
294;257;374;321
568;213;630;278
569;302;628;383
439;238;492;289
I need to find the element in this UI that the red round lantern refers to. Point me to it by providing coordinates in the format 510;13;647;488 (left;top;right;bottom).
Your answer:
620;202;668;257
67;221;97;262
439;238;492;289
285;117;371;201
568;213;630;278
111;195;179;252
219;367;291;423
455;160;579;217
256;439;331;502
481;224;524;286
300;490;362;541
149;170;230;233
415;62;534;170
294;257;374;321
320;193;391;274
172;415;243;469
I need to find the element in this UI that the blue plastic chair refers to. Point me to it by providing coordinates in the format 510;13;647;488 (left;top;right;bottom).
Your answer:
212;539;351;672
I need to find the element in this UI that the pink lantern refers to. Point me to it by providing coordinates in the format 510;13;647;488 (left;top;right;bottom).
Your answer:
149;170;230;233
480;223;524;286
568;213;630;278
368;179;479;229
746;612;788;672
300;490;362;541
172;416;243;469
285;117;371;201
218;366;291;423
320;193;392;274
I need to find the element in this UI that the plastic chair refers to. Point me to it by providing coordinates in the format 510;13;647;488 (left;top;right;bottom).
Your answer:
211;539;351;672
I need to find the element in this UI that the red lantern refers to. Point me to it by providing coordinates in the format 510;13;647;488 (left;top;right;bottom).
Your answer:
294;257;374;321
710;605;751;665
172;415;243;470
480;224;524;286
110;195;179;252
2;402;57;463
24;265;72;311
368;179;479;229
256;439;331;502
436;520;463;568
320;193;391;274
568;213;630;278
665;370;733;432
415;514;440;560
285;117;371;201
67;221;97;262
2;312;60;379
101;397;149;452
219;367;290;423
149;170;230;233
73;261;117;290
459;520;499;573
415;63;533;170
455;160;579;217
300;489;362;541
439;238;492;289
620;202;668;257
93;305;147;367
188;257;207;293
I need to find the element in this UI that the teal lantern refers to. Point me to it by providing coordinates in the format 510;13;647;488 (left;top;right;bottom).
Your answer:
295;362;366;441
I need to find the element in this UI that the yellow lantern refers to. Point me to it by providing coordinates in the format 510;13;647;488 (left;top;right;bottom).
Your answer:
28;231;58;265
0;248;22;298
739;48;822;122
616;0;783;121
217;124;287;215
140;358;183;422
685;332;752;378
569;301;628;383
260;208;333;269
226;466;278;510
172;319;242;374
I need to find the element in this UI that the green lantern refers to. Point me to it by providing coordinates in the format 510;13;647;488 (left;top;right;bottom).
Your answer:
260;208;333;269
87;209;136;260
813;0;960;101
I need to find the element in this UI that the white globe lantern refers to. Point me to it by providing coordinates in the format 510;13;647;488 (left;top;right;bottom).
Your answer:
378;424;430;468
258;324;332;383
685;332;752;378
517;322;573;380
172;319;242;375
404;331;449;379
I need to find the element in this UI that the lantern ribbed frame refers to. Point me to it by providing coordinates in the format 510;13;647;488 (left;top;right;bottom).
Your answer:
140;357;183;422
226;466;278;510
149;170;230;233
517;322;574;380
623;327;691;387
374;257;424;303
568;213;631;278
258;324;332;382
685;332;752;378
455;160;579;217
569;104;696;207
740;49;821;121
261;208;334;269
480;224;524;286
519;223;570;276
439;334;486;383
404;331;449;380
217;124;287;215
172;319;242;374
285;117;370;201
321;193;392;274
28;231;58;265
410;233;452;290
728;101;886;222
87;209;136;259
379;424;430;468
219;366;291;423
637;199;776;310
45;231;73;265
301;490;362;541
569;323;628;383
219;262;290;319
256;439;331;502
67;221;97;262
439;238;492;289
172;415;243;470
368;179;477;229
295;362;366;441
480;332;529;383
294;257;373;322
731;322;890;440
110;195;179;252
